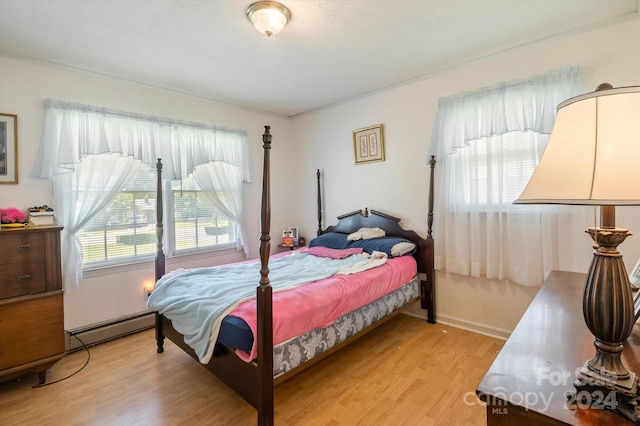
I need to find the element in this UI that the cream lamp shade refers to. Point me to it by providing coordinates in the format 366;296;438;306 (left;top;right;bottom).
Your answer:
514;86;640;206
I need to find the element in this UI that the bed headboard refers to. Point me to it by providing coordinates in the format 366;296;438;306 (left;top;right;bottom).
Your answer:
315;157;435;322
322;208;432;275
317;156;435;277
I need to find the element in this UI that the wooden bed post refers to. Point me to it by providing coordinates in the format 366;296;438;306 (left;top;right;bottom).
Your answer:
427;156;435;242
155;158;166;353
154;158;165;283
421;155;436;323
317;169;322;236
257;126;274;425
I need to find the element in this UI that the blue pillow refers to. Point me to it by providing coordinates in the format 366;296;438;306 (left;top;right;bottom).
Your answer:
310;233;416;257
349;236;416;257
308;232;349;249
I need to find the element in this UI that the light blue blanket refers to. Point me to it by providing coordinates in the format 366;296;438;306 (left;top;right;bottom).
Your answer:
147;251;371;363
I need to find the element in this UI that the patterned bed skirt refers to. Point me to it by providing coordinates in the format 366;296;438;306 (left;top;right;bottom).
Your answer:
273;276;421;377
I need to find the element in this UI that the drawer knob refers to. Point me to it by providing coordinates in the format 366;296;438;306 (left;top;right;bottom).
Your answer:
17;274;32;282
16;244;31;252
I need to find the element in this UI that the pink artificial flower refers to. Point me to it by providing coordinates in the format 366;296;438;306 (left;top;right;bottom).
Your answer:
0;207;27;224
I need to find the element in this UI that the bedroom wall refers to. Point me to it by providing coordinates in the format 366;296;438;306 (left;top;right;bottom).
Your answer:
0;56;296;330
289;17;640;338
1;17;638;337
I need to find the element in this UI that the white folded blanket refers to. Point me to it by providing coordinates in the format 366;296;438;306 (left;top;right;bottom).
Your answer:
337;250;388;275
347;227;386;241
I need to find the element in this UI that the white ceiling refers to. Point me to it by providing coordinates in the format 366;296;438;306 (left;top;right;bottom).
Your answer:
0;0;638;117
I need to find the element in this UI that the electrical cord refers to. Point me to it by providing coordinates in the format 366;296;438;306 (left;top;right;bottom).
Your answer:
27;331;91;389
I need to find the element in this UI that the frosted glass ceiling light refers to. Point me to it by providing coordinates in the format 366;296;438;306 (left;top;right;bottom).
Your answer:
247;1;291;37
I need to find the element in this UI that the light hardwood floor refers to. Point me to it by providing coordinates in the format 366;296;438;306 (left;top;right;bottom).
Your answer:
1;314;503;425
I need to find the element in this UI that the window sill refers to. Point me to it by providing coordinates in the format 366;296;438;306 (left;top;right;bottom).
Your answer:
82;246;240;279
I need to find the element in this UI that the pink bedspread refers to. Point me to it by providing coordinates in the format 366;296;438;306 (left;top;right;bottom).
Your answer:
230;254;417;362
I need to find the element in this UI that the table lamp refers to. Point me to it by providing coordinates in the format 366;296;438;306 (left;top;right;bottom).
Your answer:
514;84;640;422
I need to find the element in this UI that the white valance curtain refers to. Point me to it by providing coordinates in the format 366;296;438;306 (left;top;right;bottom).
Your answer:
33;99;253;288
430;66;583;286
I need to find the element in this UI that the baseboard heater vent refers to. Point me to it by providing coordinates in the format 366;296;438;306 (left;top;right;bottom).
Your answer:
66;312;155;352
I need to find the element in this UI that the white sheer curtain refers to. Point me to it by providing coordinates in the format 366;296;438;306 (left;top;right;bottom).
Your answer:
33;99;252;288
193;162;248;256
54;155;141;287
430;66;583;286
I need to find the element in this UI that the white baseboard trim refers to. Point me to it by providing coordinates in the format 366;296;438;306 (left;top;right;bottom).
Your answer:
402;311;511;341
66;312;155;352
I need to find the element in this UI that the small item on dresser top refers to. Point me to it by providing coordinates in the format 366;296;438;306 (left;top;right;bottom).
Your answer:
0;206;27;229
28;205;56;227
29;215;56;227
0;222;28;229
28;205;55;215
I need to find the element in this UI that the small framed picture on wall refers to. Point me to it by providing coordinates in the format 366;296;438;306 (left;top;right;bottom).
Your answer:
353;124;384;165
0;113;18;184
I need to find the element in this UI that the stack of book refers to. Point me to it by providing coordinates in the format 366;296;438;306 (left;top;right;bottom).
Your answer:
29;206;55;227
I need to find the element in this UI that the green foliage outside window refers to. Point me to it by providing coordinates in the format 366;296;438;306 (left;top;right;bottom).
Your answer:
78;166;235;267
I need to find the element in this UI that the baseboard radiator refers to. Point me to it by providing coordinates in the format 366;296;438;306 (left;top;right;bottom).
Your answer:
66;312;155;352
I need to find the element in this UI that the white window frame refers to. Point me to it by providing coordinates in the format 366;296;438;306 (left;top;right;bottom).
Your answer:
79;170;238;270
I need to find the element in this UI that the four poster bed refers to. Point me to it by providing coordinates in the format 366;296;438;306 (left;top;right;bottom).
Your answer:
149;126;436;424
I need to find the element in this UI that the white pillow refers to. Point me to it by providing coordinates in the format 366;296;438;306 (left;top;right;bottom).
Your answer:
391;241;417;257
347;227;386;241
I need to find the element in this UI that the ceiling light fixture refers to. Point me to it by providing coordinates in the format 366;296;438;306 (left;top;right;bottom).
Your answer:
246;1;291;37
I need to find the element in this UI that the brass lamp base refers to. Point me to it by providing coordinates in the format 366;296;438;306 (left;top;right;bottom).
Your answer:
567;361;640;423
564;224;640;423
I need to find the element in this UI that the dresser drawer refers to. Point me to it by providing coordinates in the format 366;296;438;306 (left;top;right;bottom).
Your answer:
0;323;64;370
0;259;46;299
0;231;46;266
0;228;64;383
0;294;64;370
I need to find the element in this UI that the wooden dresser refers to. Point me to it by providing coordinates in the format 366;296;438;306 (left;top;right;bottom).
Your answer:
477;270;640;425
0;226;65;384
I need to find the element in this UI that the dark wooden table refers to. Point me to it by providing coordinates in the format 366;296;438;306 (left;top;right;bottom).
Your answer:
476;270;640;425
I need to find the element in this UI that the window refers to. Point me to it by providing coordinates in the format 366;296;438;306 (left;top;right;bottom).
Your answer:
77;167;236;267
454;132;543;210
169;174;236;255
430;66;583;286
33;99;252;287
